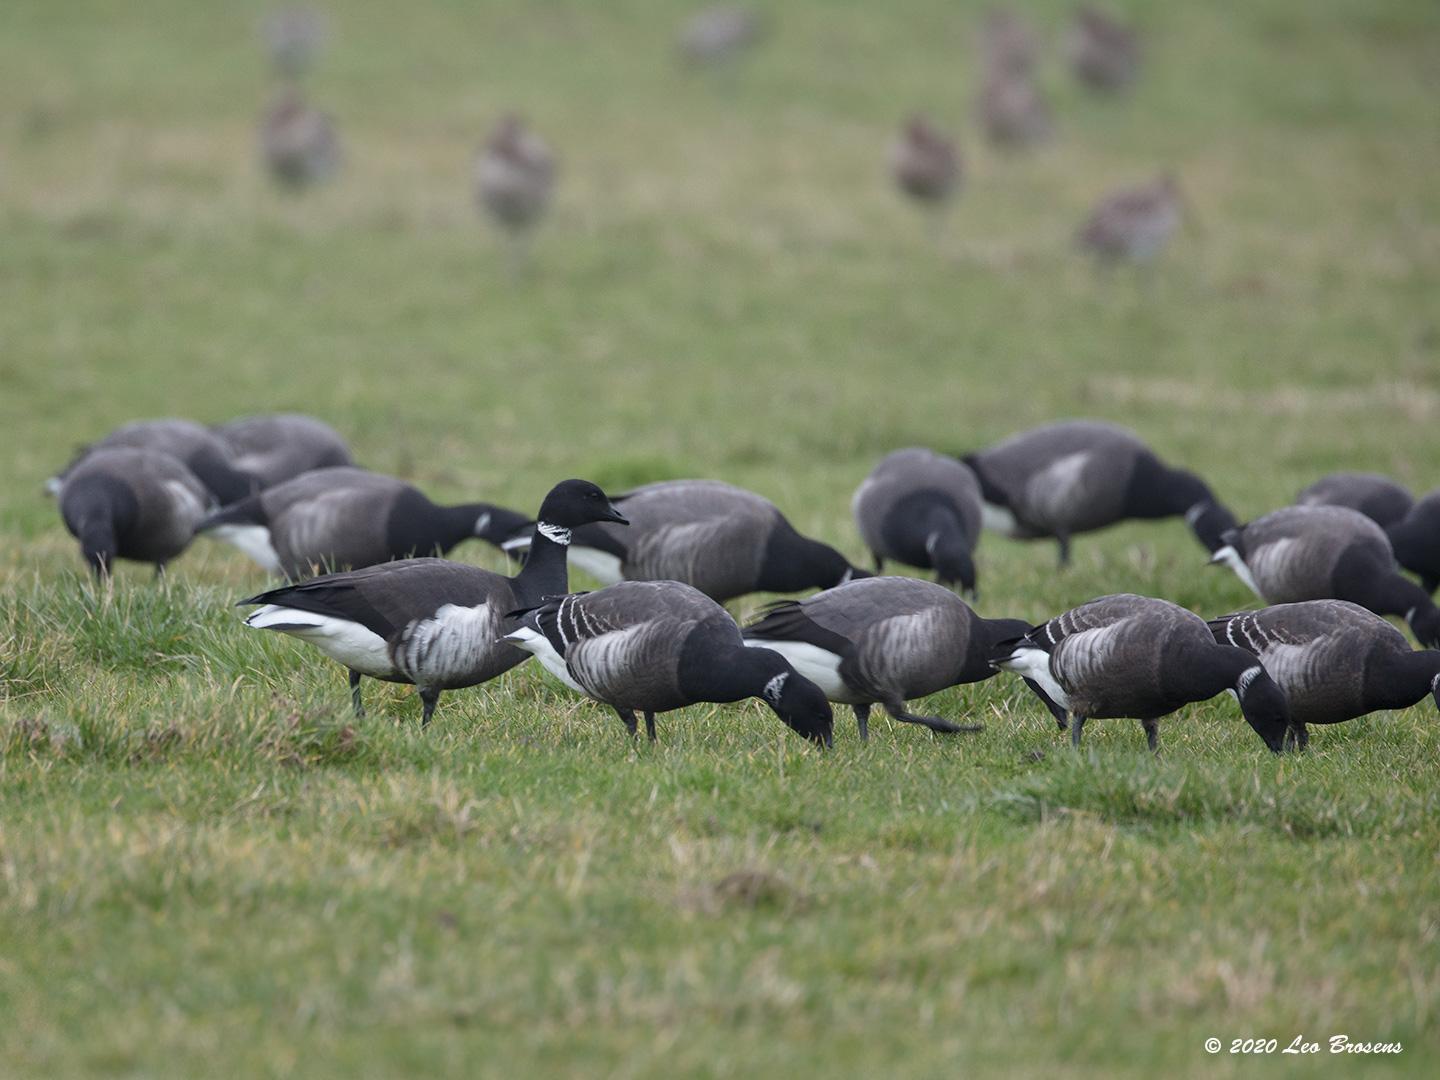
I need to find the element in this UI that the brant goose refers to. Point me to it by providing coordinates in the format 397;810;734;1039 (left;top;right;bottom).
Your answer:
199;466;530;579
505;580;833;747
474;115;555;272
890;115;962;220
1078;174;1182;265
677;6;765;68
501;479;870;603
1387;488;1440;593
1296;472;1413;528
1210;505;1440;647
260;7;327;79
977;66;1053;150
992;594;1290;752
58;448;211;577
851;448;983;595
1211;600;1440;749
239;480;626;724
213;414;353;489
742;576;1060;739
962;420;1235;566
978;8;1040;75
47;418;255;505
1066;5;1140;93
261;90;340;188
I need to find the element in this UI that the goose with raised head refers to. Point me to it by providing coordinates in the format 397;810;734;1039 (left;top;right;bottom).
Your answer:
1210;600;1440;749
506;580;833;747
239;480;626;724
992;593;1291;752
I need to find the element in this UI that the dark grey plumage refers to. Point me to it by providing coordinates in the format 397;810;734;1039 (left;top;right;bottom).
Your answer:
261;90;340;188
979;8;1040;75
506;580;833;746
851;448;983;594
503;479;869;603
1067;5;1140;93
213;414;353;488
1210;600;1440;749
890;115;962;211
743;576;1048;739
677;5;765;67
963;420;1235;565
992;594;1291;752
1296;472;1413;528
1211;505;1440;647
977;66;1053;150
240;480;627;725
1077;174;1182;265
1387;487;1440;594
48;418;255;505
197;467;528;579
58;447;211;577
474;115;555;271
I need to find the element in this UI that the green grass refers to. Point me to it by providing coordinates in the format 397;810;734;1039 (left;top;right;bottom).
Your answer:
3;0;1440;1074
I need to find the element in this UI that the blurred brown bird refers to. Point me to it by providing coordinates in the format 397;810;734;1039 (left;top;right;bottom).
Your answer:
977;66;1053;150
260;7;327;80
474;115;556;273
678;5;765;67
260;90;340;188
1067;5;1140;93
891;115;961;212
979;8;1040;75
1077;173;1184;265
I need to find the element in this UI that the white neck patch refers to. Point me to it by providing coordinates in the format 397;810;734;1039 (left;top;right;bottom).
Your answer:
473;511;492;535
925;531;940;556
1236;664;1263;697
537;521;571;546
839;568;855;585
761;672;788;707
1183;502;1207;526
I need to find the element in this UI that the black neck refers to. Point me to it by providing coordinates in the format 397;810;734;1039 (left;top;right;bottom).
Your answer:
759;524;853;593
189;448;255;505
678;631;782;705
62;476;136;575
511;521;572;606
1171;643;1256;700
1124;457;1234;550
1369;649;1440;711
883;492;966;559
1352;563;1432;620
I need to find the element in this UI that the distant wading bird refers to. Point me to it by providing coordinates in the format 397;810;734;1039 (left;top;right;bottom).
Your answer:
1077;173;1184;267
1387;488;1440;594
59;448;211;578
261;90;340;188
977;65;1053;150
962;420;1236;566
1211;600;1440;750
240;480;627;725
474;115;555;275
260;6;328;80
1210;505;1440;647
213;413;353;489
992;594;1291;752
1296;471;1414;528
47;418;256;505
198;467;529;579
1066;5;1140;93
743;576;1061;740
852;448;983;595
890;115;962;237
505;581;834;747
500;479;870;603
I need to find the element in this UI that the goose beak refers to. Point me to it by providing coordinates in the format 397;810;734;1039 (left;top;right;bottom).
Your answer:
604;504;629;525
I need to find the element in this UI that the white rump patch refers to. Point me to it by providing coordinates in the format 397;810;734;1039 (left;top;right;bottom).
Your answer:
500;535;530;554
761;671;789;707
44;476;63;497
980;501;1021;537
537;521;571;546
207;524;283;574
504;625;586;693
246;604;394;677
567;545;624;585
745;640;849;701
996;646;1071;710
163;479;210;523
1211;544;1262;599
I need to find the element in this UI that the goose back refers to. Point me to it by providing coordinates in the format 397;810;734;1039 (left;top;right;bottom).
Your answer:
852;448;982;578
1296;472;1413;528
58;418;252;505
60;448;211;569
214;414;353;488
1222;505;1395;603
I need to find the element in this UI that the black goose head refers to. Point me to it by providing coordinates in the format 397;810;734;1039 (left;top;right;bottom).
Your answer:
1407;605;1440;650
929;532;978;596
535;479;628;529
1235;664;1290;753
751;651;833;747
1185;498;1239;553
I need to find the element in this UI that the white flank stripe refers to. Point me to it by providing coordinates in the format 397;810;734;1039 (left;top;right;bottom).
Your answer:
996;646;1071;710
745;639;852;701
207;524;283;574
504;625;586;693
980;501;1021;537
245;604;394;677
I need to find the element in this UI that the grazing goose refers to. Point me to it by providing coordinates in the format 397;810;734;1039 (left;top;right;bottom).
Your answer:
677;5;765;68
1210;505;1440;647
213;413;354;489
1077;174;1182;266
58;448;211;577
992;594;1290;752
239;480;626;725
977;66;1053;150
261;90;340;188
890;115;962;221
962;420;1236;566
260;7;327;79
198;466;530;579
505;581;833;746
742;576;1063;740
47;418;255;505
1210;600;1440;749
851;448;983;595
1066;5;1140;93
979;8;1040;75
1387;488;1440;594
474;115;555;273
1296;472;1413;528
501;479;870;603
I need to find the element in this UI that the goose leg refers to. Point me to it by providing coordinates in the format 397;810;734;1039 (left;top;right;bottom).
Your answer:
882;697;984;734
871;553;885;574
1070;714;1087;749
418;686;441;727
616;708;638;737
348;669;365;717
1055;534;1072;569
1423;575;1439;596
1284;723;1309;752
644;712;657;742
853;703;871;742
1142;719;1159;754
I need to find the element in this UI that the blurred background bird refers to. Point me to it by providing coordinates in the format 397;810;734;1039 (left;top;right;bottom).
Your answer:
889;115;962;241
677;5;766;70
260;89;341;189
977;65;1054;150
1067;5;1140;94
259;6;328;81
1077;173;1185;267
474;114;557;277
978;7;1040;75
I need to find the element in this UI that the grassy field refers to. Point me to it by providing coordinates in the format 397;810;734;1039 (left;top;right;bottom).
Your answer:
4;0;1440;1075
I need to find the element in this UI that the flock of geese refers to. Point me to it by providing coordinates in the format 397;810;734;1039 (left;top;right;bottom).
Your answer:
257;4;1182;270
46;413;1440;754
